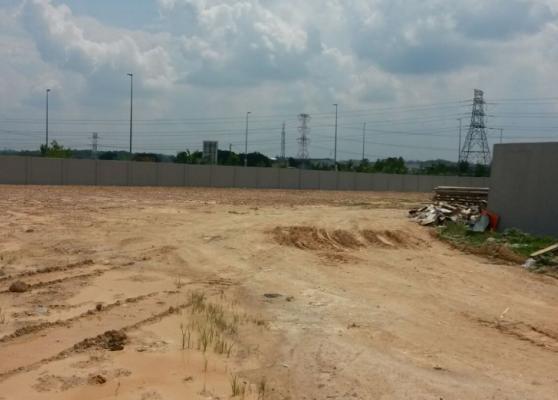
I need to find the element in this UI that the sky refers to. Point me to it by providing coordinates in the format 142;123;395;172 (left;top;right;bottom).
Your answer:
1;0;558;161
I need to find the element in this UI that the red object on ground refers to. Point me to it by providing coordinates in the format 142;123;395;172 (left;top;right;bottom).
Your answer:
482;210;500;231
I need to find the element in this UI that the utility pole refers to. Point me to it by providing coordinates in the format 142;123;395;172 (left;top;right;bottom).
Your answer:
361;122;366;162
127;73;133;155
244;111;251;167
333;103;338;170
45;88;51;148
229;143;232;153
281;122;286;166
457;117;462;163
499;128;504;144
92;132;98;159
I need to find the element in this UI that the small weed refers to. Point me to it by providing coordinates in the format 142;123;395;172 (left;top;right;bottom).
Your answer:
258;377;267;399
230;375;242;397
191;291;206;314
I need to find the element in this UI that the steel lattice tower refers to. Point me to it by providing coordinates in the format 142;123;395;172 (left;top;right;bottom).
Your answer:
460;89;491;165
297;114;311;160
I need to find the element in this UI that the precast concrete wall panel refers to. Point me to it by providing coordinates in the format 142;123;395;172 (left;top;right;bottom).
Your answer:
157;163;185;187
337;172;355;191
371;173;390;191
536;146;558;235
355;173;373;191
234;167;259;188
402;175;419;192
211;165;235;188
63;159;96;185
300;170;321;190
187;165;211;187
387;174;404;192
488;143;558;237
28;158;63;185
417;175;436;192
0;156;27;184
279;169;299;189
257;168;280;189
96;160;128;186
130;162;158;186
320;171;338;190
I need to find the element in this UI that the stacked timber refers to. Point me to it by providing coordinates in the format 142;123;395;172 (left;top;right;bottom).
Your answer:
433;186;489;207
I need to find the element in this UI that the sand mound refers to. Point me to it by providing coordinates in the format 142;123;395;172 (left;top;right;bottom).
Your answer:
273;226;423;252
272;226;363;252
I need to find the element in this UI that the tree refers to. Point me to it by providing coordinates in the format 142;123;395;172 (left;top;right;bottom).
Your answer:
175;150;203;164
372;157;407;174
132;153;160;162
40;140;72;158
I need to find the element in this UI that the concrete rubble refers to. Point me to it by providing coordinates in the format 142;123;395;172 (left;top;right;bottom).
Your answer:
408;202;481;226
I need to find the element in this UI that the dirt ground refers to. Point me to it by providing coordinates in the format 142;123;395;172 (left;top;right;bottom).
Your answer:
0;186;557;400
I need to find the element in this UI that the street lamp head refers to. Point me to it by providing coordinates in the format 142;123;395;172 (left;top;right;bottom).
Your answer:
127;73;133;77
46;89;51;93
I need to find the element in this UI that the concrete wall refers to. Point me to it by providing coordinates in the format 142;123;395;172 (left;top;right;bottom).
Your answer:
488;142;558;238
0;156;490;194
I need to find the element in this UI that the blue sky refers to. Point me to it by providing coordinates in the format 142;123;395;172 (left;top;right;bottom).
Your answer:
1;0;558;161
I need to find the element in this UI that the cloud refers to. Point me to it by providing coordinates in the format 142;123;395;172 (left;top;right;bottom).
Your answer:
159;0;318;86
456;0;556;40
349;0;555;74
21;0;177;90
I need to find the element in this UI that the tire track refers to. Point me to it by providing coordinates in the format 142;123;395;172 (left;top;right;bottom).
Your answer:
0;291;161;344
0;297;192;382
0;259;94;284
0;290;188;379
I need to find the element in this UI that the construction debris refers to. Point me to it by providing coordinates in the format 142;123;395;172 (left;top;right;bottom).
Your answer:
409;201;482;226
434;186;489;207
530;243;558;258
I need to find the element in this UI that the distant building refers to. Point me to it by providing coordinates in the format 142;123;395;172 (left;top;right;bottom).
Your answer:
203;141;218;164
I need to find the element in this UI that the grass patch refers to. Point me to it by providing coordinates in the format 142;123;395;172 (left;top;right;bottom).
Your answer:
438;223;557;266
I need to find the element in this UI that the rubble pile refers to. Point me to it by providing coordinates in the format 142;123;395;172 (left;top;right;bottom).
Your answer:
409;201;481;226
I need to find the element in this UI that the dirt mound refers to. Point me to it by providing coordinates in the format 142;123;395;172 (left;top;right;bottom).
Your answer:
9;280;29;293
273;226;423;252
74;330;128;352
272;226;363;252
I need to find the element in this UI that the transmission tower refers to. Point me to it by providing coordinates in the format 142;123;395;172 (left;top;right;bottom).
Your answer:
297;114;310;160
460;89;491;165
92;132;99;159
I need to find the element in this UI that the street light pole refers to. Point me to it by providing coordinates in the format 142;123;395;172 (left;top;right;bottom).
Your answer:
457;117;462;163
361;122;366;162
499;128;504;144
127;73;134;155
244;111;251;167
333;103;338;170
45;89;51;148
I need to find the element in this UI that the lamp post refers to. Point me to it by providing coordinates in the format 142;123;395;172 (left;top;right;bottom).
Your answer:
333;103;338;170
127;73;134;155
457;117;462;163
45;89;51;148
244;111;251;167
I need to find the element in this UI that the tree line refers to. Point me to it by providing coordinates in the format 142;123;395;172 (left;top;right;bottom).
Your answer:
0;141;490;177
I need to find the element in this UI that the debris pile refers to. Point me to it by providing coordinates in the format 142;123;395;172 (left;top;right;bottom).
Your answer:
409;202;482;226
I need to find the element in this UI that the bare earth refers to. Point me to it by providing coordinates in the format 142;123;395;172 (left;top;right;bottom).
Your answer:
0;186;557;400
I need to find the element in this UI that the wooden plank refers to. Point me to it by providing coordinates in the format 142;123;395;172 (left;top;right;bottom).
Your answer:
531;243;558;258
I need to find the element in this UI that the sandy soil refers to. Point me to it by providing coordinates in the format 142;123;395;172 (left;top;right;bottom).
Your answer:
0;186;557;400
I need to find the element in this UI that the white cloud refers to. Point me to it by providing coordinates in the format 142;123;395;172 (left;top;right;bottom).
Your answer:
21;0;177;90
